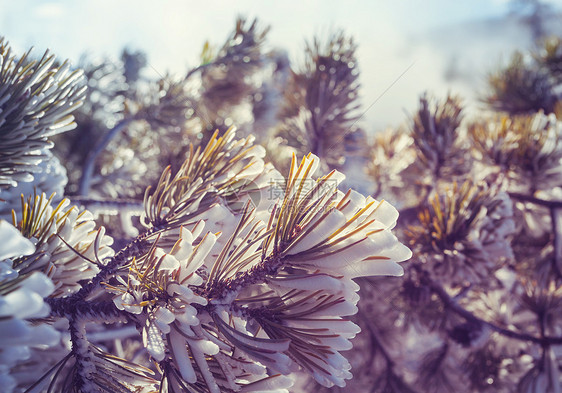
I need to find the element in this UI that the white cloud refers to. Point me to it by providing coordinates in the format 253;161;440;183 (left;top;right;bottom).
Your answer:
33;3;65;18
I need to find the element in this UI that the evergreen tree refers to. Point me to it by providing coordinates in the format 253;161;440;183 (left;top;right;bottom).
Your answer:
1;17;562;393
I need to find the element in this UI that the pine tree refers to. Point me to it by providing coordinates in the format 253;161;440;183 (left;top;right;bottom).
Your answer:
2;18;562;393
0;27;410;393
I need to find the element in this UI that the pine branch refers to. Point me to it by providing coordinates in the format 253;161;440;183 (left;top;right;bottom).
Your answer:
485;51;558;114
410;93;466;181
47;298;129;322
205;254;283;302
78;117;136;196
424;275;562;345
277;32;365;168
0;38;86;189
48;229;152;311
68;316;92;391
509;192;562;208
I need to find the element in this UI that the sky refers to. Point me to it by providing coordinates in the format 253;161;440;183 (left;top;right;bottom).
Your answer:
1;0;561;132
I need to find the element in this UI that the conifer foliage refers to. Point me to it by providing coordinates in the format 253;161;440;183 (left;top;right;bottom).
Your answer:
359;37;562;393
2;17;562;393
0;26;410;393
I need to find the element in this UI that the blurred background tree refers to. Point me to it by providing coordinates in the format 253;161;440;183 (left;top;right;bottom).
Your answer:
1;15;562;393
